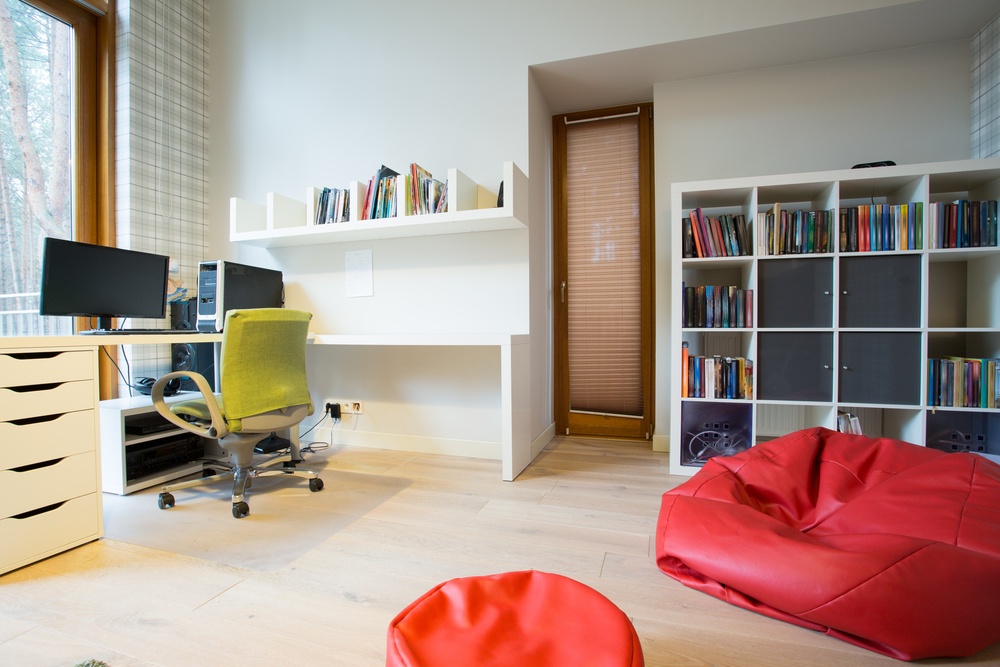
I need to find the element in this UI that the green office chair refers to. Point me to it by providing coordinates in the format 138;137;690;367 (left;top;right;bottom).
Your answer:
151;308;323;518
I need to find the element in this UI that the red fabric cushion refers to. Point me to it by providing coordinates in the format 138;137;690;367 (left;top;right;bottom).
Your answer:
386;570;643;667
656;427;1000;661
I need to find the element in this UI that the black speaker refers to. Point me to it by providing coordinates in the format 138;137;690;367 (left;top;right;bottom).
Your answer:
171;301;215;392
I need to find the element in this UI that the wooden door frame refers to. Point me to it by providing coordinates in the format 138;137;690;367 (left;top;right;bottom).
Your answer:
552;103;655;439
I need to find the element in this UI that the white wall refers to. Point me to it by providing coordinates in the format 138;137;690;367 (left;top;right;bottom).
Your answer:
207;0;980;463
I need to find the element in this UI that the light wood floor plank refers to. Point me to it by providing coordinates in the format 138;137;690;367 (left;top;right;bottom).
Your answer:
1;435;997;666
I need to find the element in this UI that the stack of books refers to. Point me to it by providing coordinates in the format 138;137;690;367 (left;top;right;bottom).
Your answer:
362;163;448;220
928;200;999;249
839;202;923;252
683;208;752;258
928;357;1000;408
682;283;753;328
681;342;753;399
758;204;835;255
313;187;350;224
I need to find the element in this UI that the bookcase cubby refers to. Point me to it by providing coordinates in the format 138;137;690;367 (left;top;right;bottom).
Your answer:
230;161;527;248
670;158;1000;476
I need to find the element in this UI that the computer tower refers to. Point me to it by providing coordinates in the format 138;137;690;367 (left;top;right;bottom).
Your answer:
196;260;283;332
171;300;215;392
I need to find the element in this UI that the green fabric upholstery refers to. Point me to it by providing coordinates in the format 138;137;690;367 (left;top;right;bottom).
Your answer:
170;308;313;433
171;396;223;422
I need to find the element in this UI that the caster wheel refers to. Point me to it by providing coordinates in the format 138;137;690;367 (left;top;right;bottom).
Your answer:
309;477;324;492
158;492;175;510
232;501;250;518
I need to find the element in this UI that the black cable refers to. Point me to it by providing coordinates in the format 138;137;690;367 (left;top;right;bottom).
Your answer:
100;345;136;397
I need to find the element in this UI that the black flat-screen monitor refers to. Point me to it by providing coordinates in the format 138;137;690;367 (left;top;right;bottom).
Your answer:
39;237;170;332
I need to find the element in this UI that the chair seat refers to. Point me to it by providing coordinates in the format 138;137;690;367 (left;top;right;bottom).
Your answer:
386;570;643;666
655;427;1000;660
170;395;222;421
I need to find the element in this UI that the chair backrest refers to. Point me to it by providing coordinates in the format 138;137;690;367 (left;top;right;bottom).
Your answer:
219;308;313;430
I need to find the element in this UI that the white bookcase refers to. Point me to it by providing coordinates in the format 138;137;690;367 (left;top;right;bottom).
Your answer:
669;158;1000;476
230;161;527;247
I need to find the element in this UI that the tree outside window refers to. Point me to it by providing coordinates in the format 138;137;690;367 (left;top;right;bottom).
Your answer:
0;0;73;335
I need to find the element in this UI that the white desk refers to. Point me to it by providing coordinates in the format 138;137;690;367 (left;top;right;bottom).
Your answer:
312;333;532;481
100;332;533;480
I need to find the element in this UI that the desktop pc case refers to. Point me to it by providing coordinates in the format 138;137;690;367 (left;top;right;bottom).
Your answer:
196;260;284;332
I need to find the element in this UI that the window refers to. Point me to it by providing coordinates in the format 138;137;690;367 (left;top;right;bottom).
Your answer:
0;0;112;335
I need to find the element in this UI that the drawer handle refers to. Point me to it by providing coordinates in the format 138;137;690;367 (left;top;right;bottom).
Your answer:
9;413;62;426
12;501;65;520
11;458;64;473
6;351;62;360
6;382;62;393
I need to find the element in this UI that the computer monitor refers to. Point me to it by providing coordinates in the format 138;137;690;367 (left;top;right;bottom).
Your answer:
39;237;170;332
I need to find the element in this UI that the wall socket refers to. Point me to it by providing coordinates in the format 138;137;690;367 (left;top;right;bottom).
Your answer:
325;399;363;415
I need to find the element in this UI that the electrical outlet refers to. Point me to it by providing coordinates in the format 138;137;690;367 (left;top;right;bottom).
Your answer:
324;399;363;415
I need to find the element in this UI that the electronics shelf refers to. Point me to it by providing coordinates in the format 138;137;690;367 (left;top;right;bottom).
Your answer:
670;158;1000;476
230;161;527;248
100;394;213;495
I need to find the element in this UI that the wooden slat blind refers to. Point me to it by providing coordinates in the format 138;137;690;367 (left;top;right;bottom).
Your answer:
565;115;642;416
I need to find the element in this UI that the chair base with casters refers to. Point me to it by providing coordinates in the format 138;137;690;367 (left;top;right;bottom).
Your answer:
151;399;324;518
156;422;324;519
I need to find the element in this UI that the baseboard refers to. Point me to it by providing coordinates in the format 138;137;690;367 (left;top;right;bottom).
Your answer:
312;426;501;460
532;423;556;459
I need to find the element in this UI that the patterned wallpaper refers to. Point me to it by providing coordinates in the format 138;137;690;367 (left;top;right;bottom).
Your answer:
115;0;208;392
973;12;1000;158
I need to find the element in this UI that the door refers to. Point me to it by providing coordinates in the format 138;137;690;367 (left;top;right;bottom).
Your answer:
553;104;654;439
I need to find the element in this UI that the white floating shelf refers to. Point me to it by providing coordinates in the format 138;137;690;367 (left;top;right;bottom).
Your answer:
231;161;527;248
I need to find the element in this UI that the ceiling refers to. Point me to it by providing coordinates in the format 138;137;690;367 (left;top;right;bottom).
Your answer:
532;0;1000;114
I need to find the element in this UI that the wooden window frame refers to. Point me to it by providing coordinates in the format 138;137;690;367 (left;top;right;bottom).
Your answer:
24;0;116;395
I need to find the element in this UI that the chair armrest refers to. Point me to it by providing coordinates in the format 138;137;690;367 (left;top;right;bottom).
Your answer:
151;371;229;439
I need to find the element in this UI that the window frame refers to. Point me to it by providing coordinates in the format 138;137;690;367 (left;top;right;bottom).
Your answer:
18;0;116;395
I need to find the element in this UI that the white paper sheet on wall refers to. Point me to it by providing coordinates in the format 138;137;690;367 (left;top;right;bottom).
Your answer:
345;249;373;298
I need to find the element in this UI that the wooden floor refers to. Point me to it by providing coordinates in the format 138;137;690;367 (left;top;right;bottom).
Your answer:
1;436;998;666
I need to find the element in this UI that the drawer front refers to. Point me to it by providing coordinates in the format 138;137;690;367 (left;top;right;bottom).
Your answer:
0;350;93;388
0;494;101;574
0;451;98;519
0;380;95;422
0;410;96;470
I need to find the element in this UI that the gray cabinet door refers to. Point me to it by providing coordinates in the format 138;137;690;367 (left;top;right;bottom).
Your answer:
840;255;921;328
758;258;833;328
839;332;922;405
758;332;833;401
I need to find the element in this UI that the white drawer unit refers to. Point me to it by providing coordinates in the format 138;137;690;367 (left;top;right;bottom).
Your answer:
0;344;103;575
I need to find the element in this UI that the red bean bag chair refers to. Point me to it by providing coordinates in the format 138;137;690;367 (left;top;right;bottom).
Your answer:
386;570;644;666
655;427;1000;661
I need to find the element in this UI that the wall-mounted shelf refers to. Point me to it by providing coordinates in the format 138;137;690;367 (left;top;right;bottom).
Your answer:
231;161;527;248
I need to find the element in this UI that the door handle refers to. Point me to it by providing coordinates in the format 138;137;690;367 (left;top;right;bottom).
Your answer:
560;280;566;303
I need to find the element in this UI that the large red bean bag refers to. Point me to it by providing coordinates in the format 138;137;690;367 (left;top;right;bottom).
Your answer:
656;427;1000;661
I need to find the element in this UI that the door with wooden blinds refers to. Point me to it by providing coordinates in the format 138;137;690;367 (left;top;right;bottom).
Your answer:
553;104;653;439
